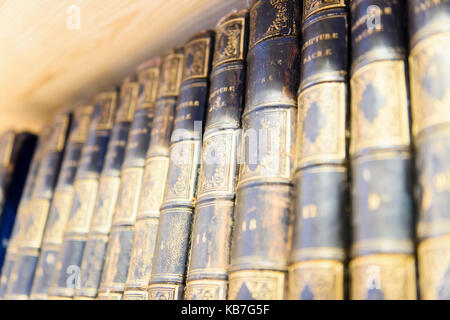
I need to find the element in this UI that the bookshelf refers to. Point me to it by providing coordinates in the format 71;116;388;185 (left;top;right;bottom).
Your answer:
0;0;248;135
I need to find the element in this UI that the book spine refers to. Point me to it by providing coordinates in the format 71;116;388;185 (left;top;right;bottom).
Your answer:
0;131;37;270
0;130;48;299
407;0;450;300
29;105;94;300
148;31;215;300
47;91;118;298
288;0;349;300
349;0;416;300
228;0;300;300
95;59;161;300
6;112;72;299
184;9;249;301
122;50;184;300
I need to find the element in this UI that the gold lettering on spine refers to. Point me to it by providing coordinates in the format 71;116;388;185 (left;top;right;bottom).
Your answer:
350;254;417;300
410;32;450;137
350;61;410;155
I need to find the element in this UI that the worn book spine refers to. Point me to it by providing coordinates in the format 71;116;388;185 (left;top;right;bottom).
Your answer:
228;0;300;300
0;131;37;270
68;79;139;300
349;0;416;300
184;9;249;301
6;112;72;300
0;129;49;299
288;0;349;300
407;0;450;300
47;91;118;299
148;31;215;300
94;59;161;300
122;49;184;300
29;105;94;300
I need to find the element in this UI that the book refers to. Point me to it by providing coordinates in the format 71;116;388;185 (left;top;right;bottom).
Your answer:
123;49;184;300
0;129;49;299
184;9;249;301
288;0;348;300
0;131;37;270
29;105;94;300
407;0;450;300
349;0;416;300
6;111;72;299
47;91;118;298
228;0;300;300
94;58;161;300
147;30;215;300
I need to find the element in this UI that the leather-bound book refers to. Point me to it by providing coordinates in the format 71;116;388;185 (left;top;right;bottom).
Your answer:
94;58;161;300
228;0;300;300
123;50;184;300
288;0;349;300
349;0;416;300
0;129;49;299
0;131;37;270
184;9;249;300
407;0;450;300
148;30;215;300
47;91;118;299
6;112;72;299
29;105;94;300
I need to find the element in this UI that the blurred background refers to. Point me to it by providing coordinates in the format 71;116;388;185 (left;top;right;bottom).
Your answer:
0;0;248;135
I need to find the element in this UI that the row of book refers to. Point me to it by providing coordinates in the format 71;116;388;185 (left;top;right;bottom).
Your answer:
0;0;448;300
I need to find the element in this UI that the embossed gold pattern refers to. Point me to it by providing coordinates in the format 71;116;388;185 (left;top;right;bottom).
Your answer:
116;81;140;122
70;106;94;143
113;167;144;225
90;177;121;234
21;199;50;248
410;32;450;137
288;260;344;300
95;92;117;130
228;270;286;300
137;67;160;109
185;280;227;300
43;191;74;245
214;17;246;67
158;54;184;97
418;235;450;300
182;38;211;81
66;179;99;234
350;60;410;155
302;0;345;21
148;284;183;300
137;157;170;218
350;254;417;300
47;114;70;152
297;82;346;168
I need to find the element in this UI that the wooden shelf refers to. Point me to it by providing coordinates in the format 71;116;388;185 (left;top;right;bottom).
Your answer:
0;0;249;135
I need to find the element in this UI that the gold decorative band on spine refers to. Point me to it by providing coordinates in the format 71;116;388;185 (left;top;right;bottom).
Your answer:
228;270;286;300
409;31;450;138
97;292;123;300
147;283;183;300
418;235;450;300
20;198;50;248
185;279;227;300
288;260;344;300
349;254;417;300
123;290;148;300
